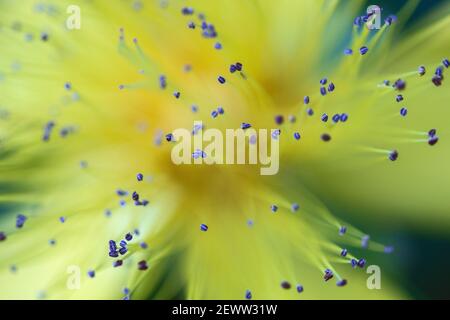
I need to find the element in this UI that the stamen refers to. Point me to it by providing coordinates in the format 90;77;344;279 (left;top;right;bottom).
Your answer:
323;269;333;281
16;214;27;228
336;279;347;287
138;260;148;270
274;115;284;125
281;281;291;289
418;65;426;76
400;107;407;117
321;133;332;142
359;46;368;55
388;150;398;161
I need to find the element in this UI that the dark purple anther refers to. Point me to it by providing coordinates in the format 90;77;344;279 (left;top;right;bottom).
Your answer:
384;246;394;254
109;251;119;258
361;235;370;249
321;133;331;142
389;150;398;161
336;279;347;287
353;16;362;26
281;281;291;289
324;269;333;281
140;242;148;249
138;260;148;270
332;114;340;123
166;133;174;142
159;75;167;89
304;96;310;104
428;136;439;146
274;115;284;125
109;240;117;251
16;214;27;228
357;258;366;268
393;79;406;91
428;129;437;137
418;65;426;76
359;46;368;55
344;48;353;55
400;107;407;117
116;189;128;196
443;58;450;68
328;82;335;92
42;121;55;142
432;75;443;86
385;16;393;25
41;32;49;41
181;7;194;15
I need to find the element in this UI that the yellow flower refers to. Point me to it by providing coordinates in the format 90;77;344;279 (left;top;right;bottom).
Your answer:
0;0;448;299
